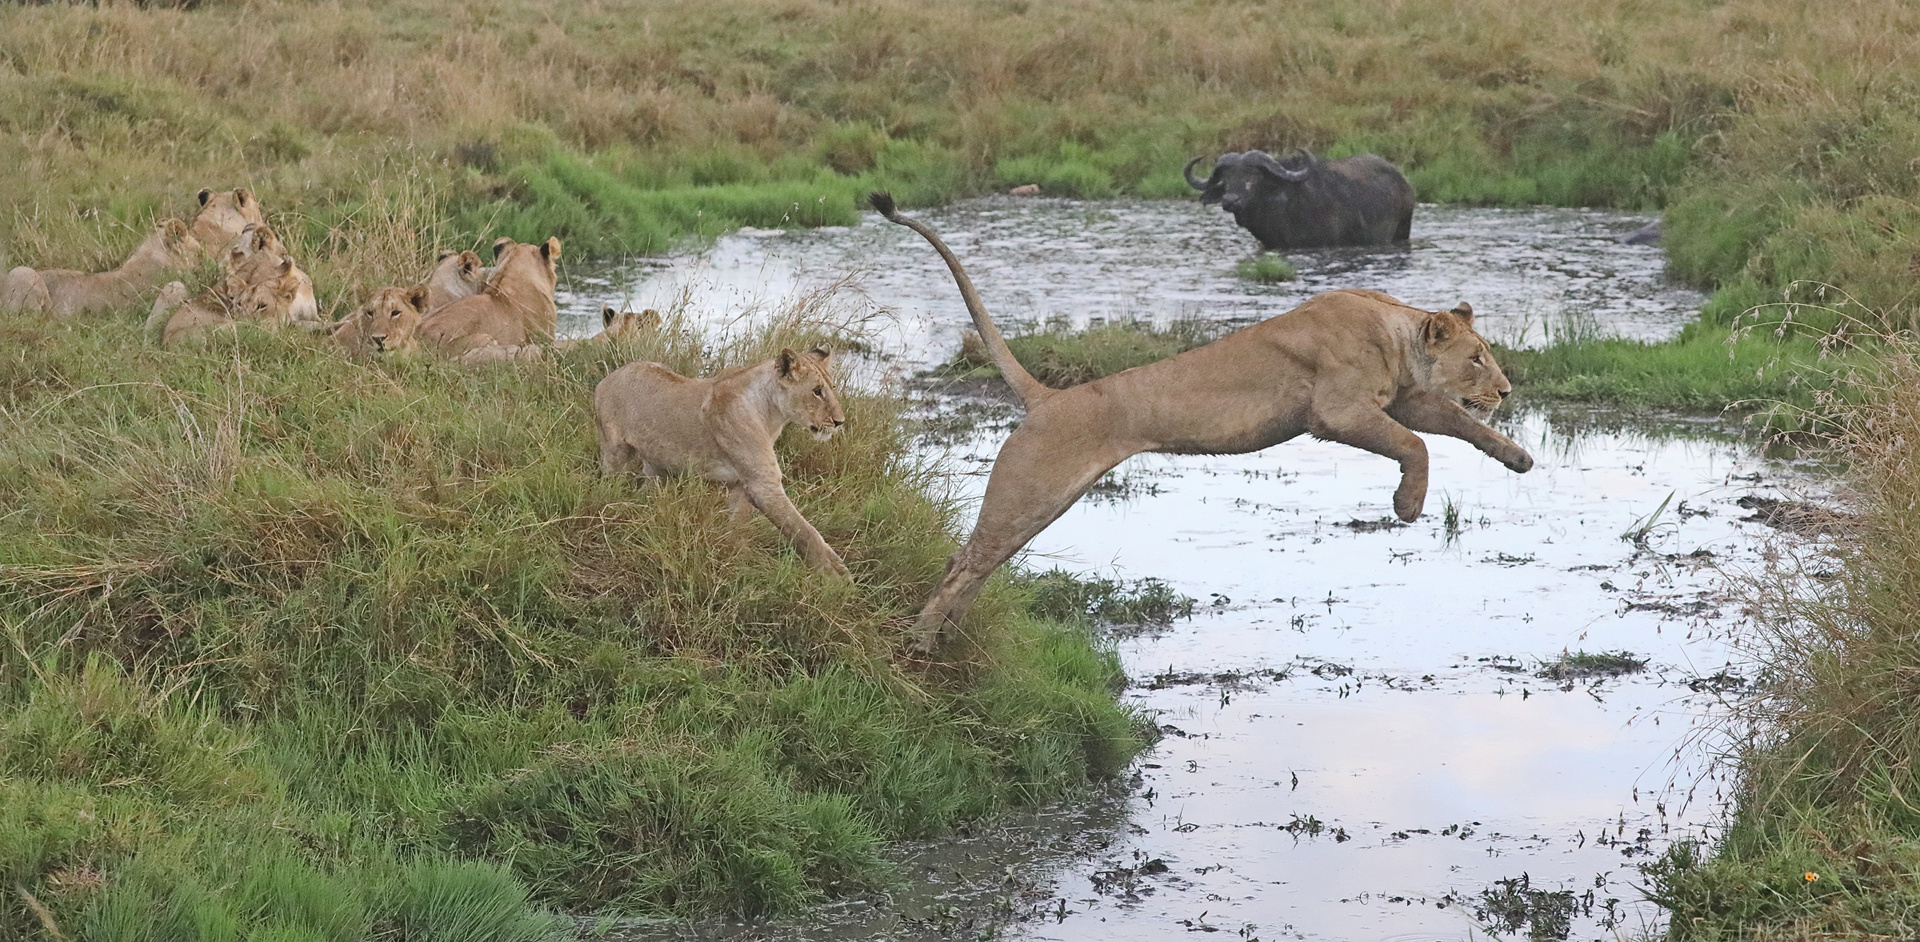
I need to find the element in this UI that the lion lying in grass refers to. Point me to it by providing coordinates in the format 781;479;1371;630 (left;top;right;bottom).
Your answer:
418;237;560;362
190;188;267;254
332;286;429;357
1;219;202;318
422;250;487;312
594;346;851;577
873;191;1534;653
146;255;313;347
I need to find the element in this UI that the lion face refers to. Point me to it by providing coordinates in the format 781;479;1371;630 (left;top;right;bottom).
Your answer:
192;187;266;252
339;286;428;355
1421;303;1512;420
598;305;661;340
775;346;846;441
230;257;310;327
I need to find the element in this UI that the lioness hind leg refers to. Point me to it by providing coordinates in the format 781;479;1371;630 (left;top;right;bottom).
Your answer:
597;425;643;477
910;430;1132;654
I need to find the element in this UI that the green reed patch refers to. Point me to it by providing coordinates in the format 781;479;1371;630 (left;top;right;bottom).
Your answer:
0;307;1143;938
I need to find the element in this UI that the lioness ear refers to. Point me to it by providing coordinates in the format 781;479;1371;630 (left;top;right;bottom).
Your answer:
235;188;254;207
406;285;432;312
542;237;561;261
461;252;482;275
437;250;454;262
601;304;617;329
198;188;212;206
777;347;799;377
1423;312;1456;345
808;345;831;361
1450;301;1474;326
491;237;514;261
277;257;295;276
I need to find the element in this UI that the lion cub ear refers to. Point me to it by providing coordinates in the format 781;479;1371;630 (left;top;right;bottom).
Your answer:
777;347;800;377
601;304;617;329
541;237;562;261
406;285;432;313
491;237;514;261
1449;302;1474;326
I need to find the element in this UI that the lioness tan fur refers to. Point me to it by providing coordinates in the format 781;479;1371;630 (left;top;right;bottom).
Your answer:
418;237;561;359
1;219;203;318
146;255;312;347
332;285;430;357
190;188;267;258
594;346;851;576
873;192;1535;653
421;250;487;312
220;224;321;330
556;305;662;351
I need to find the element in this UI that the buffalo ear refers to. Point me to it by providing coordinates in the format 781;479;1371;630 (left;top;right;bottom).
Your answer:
601;304;617;329
491;237;514;260
777;347;799;377
407;285;432;313
1450;302;1474;326
198;188;212;206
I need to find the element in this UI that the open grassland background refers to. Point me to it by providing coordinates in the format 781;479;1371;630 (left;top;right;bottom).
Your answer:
0;311;1145;939
0;0;1913;329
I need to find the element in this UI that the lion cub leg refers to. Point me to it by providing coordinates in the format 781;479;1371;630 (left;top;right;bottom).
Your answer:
741;478;850;578
1308;399;1431;522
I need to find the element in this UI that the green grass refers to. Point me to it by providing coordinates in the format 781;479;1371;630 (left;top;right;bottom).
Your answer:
0;307;1144;939
1535;651;1647;681
939;320;1219;389
1234;253;1299;284
1639;341;1920;940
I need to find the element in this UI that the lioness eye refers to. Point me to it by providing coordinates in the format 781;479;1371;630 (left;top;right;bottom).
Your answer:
814;387;825;398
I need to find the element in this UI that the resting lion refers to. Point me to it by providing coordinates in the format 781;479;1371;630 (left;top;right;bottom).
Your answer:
332;285;429;357
872;192;1535;653
557;305;662;351
593;346;851;577
145;255;312;347
221;224;321;330
418;237;560;359
1;218;202;318
190;188;267;257
421;250;487;312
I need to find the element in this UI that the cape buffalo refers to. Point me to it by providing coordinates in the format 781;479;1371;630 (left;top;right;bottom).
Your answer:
1185;150;1415;250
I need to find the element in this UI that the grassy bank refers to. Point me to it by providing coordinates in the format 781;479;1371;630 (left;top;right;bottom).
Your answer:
1641;342;1920;939
0;307;1145;939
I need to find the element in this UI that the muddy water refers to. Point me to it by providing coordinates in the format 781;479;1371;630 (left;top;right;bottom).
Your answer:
579;200;1820;941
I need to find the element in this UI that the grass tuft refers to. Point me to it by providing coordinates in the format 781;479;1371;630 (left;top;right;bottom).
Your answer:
1234;253;1298;284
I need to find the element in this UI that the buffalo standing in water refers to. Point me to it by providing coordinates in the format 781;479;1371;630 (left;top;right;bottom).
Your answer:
1185;150;1416;250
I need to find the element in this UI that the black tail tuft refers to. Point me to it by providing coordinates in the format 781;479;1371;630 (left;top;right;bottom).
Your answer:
868;191;898;219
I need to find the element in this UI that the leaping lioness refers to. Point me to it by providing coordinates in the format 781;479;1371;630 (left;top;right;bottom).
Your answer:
871;192;1535;655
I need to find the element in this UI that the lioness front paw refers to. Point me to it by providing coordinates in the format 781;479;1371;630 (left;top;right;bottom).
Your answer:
1502;447;1535;473
1393;485;1425;523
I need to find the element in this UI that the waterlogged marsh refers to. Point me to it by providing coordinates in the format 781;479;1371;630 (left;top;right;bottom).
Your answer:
584;201;1825;940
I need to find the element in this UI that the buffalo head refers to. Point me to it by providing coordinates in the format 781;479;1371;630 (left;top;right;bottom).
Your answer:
1185;151;1313;213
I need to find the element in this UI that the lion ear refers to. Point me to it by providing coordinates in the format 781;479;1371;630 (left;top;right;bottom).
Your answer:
542;237;561;261
491;237;514;261
235;188;254;207
808;345;831;361
1450;302;1474;326
777;347;799;377
198;188;213;206
1423;312;1456;345
277;257;295;277
461;252;482;274
406;285;432;313
601;304;617;329
437;250;454;262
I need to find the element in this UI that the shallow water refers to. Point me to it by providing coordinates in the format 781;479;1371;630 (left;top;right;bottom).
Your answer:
558;197;1701;354
578;200;1822;941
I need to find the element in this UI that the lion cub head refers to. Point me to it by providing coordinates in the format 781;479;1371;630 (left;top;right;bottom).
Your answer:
1422;302;1512;420
597;305;661;341
334;286;430;356
191;187;266;253
231;257;311;327
775;346;845;441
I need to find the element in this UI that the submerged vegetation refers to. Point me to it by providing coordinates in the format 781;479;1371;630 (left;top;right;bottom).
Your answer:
1235;253;1299;284
0;306;1142;938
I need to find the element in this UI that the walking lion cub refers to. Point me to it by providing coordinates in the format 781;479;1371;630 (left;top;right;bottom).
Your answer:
872;191;1534;654
594;347;851;577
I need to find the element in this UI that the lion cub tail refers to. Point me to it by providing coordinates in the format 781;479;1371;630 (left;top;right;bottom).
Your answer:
869;191;1054;406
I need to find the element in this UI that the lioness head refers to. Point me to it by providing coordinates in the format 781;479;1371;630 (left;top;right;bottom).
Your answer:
142;218;203;268
335;285;429;356
489;236;561;293
433;249;487;290
230;257;310;328
775;346;845;441
1422;302;1512;419
598;305;661;340
192;187;266;252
